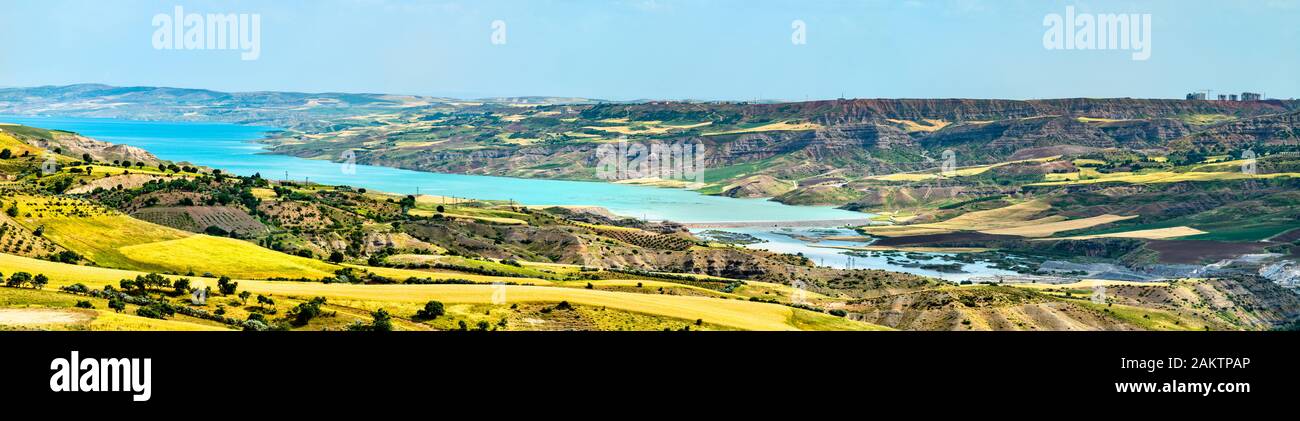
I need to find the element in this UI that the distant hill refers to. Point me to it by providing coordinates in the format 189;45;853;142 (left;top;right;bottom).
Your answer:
0;84;598;129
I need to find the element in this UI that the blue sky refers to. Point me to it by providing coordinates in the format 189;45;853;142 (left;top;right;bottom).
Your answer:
1;0;1296;100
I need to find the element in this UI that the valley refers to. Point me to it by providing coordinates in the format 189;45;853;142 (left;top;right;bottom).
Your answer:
2;86;1300;331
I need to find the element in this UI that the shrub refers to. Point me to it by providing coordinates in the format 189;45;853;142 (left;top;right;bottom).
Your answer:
217;276;238;295
5;272;32;288
289;297;327;327
414;300;445;320
31;274;49;289
75;300;95;309
371;308;393;332
136;305;165;319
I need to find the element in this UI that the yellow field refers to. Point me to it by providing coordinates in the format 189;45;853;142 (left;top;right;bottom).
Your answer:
933;200;1054;228
27;213;189;269
86;310;230;331
0;131;50;156
73;164;174;177
584;121;711;135
861;200;1059;237
1047;226;1207;240
0;253;881;331
1044;167;1103;181
118;235;342;279
240;282;875;331
980;214;1137;237
409;209;528;225
1031;171;1300;186
0;287;231;331
1182;114;1236;125
704;121;822;136
357;264;553;285
867;156;1062;181
250;187;278;199
1076;117;1128;123
856;225;957;237
10;195;347;278
860;200;1131;239
885;118;950;133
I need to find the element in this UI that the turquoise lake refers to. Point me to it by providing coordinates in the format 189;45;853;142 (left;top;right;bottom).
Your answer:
0;115;867;223
2;115;1020;278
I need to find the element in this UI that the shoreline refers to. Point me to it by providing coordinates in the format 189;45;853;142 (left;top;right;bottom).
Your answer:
682;218;874;229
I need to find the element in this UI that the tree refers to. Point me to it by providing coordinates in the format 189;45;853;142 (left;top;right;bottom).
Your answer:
31;274;48;289
436;205;445;213
82;153;92;164
238;290;251;304
172;278;191;294
108;298;126;313
0;149;10;159
136;303;172;320
217;276;238;295
328;251;345;264
119;278;140;293
136;273;169;291
414;300;445;320
5;204;17;218
371;308;393;332
286;297;328;327
5;272;32;288
256;294;275;308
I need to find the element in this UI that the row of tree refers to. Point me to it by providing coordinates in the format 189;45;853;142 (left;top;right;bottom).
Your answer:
1;271;49;289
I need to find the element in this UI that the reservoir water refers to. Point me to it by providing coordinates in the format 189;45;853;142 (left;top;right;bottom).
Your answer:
0;115;865;224
2;115;1016;279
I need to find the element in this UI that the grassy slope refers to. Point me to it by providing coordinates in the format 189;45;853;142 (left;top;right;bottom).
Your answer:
0;287;229;331
0;253;881;331
11;195;342;278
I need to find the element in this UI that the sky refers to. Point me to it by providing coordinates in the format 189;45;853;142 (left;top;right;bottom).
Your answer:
1;0;1297;101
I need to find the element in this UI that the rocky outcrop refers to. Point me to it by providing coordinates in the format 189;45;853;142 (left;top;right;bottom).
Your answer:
1181;110;1300;148
35;132;162;165
720;174;795;198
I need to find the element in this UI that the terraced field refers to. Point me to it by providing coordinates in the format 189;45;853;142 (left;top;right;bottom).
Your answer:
0;253;880;331
9;195;339;278
132;206;268;235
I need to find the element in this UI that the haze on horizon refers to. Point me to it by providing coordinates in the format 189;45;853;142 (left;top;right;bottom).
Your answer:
1;0;1297;101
